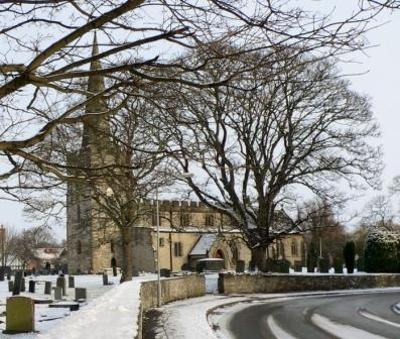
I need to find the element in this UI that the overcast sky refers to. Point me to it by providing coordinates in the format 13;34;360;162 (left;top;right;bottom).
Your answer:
1;4;400;240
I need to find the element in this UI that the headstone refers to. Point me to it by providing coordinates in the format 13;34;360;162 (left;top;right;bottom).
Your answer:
44;281;52;295
235;260;245;273
102;273;108;286
28;280;35;293
21;278;26;292
5;296;35;333
12;271;23;295
0;267;5;281
301;267;308;273
289;268;295;274
56;276;66;296
354;268;358;273
54;287;62;300
343;267;348;274
314;267;318;273
328;267;335;274
160;268;171;278
75;288;87;301
8;281;13;292
68;276;75;288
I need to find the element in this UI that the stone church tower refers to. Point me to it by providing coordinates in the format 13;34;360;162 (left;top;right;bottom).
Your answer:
66;34;119;274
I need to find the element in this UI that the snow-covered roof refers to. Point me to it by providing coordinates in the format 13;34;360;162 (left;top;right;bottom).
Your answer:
34;247;65;260
190;234;217;256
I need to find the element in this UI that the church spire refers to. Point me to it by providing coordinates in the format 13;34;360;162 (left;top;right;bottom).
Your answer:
80;32;110;163
87;32;105;106
87;32;105;95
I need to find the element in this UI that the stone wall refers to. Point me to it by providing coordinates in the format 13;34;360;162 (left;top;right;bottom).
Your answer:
219;273;400;294
140;274;205;312
136;275;205;339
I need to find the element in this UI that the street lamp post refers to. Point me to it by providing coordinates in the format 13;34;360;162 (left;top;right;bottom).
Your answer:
156;186;161;307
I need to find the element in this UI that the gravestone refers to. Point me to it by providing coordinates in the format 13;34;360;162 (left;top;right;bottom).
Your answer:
75;288;87;301
44;281;52;295
5;296;35;334
54;287;62;300
56;276;66;296
0;267;5;281
8;281;13;292
68;276;75;288
102;274;108;286
12;271;23;295
28;280;35;293
160;268;171;278
235;260;245;273
20;278;26;292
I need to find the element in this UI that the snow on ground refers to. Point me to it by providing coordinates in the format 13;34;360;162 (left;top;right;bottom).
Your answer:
154;295;247;339
0;273;156;339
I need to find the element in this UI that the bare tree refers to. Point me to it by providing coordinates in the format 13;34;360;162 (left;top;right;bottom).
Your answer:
9;226;56;270
165;50;381;270
0;1;389;191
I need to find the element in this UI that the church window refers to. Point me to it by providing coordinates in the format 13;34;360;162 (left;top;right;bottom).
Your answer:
180;213;190;227
110;240;115;253
205;214;215;227
174;242;183;257
76;240;82;254
291;240;298;256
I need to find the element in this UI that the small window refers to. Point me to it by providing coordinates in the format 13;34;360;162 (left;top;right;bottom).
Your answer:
76;240;82;255
291;241;298;256
110;240;115;253
205;214;215;227
180;213;190;227
151;213;158;226
174;242;183;257
159;238;165;247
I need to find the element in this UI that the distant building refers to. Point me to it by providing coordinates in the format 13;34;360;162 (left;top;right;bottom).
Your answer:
66;36;305;274
27;247;67;272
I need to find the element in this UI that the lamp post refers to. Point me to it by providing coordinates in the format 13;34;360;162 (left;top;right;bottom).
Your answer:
155;172;193;307
156;186;161;307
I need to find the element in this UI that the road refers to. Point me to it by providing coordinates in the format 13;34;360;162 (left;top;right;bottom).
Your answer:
226;291;400;339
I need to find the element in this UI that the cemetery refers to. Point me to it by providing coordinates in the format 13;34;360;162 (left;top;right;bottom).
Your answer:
0;272;125;337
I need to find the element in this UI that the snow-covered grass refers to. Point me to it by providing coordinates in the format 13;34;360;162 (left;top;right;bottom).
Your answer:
0;273;156;338
154;295;247;339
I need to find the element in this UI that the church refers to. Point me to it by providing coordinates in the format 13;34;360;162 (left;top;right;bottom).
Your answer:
66;36;305;275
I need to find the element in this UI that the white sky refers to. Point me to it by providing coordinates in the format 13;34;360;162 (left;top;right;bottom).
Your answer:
0;3;400;240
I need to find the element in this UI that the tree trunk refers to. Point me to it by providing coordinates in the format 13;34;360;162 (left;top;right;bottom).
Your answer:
120;227;133;282
251;246;267;272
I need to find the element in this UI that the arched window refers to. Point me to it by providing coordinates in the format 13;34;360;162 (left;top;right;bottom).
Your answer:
76;240;82;254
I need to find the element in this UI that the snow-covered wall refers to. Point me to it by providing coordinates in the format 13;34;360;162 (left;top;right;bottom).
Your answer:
219;273;400;294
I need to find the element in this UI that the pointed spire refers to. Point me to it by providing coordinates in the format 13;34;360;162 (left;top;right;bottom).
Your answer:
87;31;105;97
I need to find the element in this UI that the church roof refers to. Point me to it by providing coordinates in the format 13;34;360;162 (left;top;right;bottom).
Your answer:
189;233;217;256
